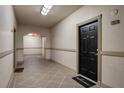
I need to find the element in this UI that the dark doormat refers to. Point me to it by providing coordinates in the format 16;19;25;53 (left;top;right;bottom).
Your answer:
15;61;24;73
72;76;96;88
14;68;24;73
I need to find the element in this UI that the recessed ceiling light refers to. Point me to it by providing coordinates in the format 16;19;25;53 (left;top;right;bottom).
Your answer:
41;5;53;16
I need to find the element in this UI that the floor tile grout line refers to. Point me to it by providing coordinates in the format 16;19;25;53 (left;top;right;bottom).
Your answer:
58;75;66;88
73;80;78;88
12;75;17;88
45;69;59;88
35;66;56;87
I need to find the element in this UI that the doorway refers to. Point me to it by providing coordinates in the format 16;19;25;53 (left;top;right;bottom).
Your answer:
79;20;98;82
23;34;42;55
77;15;102;84
41;37;47;59
23;33;47;59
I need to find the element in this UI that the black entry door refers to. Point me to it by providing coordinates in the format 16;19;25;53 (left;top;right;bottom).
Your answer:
79;20;98;82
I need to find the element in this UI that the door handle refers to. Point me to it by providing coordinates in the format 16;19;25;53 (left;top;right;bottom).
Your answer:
89;52;98;55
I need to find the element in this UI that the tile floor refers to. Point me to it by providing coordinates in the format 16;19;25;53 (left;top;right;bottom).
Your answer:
12;55;97;88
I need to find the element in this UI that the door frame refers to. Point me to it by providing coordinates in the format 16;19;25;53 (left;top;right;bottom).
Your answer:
41;36;47;59
13;28;17;70
76;14;102;86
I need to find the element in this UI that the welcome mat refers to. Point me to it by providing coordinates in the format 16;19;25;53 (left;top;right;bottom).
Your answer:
72;76;96;88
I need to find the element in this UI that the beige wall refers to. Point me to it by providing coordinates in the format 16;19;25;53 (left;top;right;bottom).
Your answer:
51;5;124;87
0;5;17;87
16;24;51;61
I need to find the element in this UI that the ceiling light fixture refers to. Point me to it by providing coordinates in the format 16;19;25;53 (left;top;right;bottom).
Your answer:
41;5;53;16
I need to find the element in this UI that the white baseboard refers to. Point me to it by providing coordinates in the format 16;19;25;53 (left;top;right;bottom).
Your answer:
101;83;112;88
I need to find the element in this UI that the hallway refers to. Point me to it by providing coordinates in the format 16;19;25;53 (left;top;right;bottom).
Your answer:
13;55;84;88
1;5;124;88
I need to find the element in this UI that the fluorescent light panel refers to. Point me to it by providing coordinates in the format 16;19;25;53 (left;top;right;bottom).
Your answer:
41;5;53;16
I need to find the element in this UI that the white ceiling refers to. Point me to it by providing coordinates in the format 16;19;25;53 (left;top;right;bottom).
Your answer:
14;5;82;28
